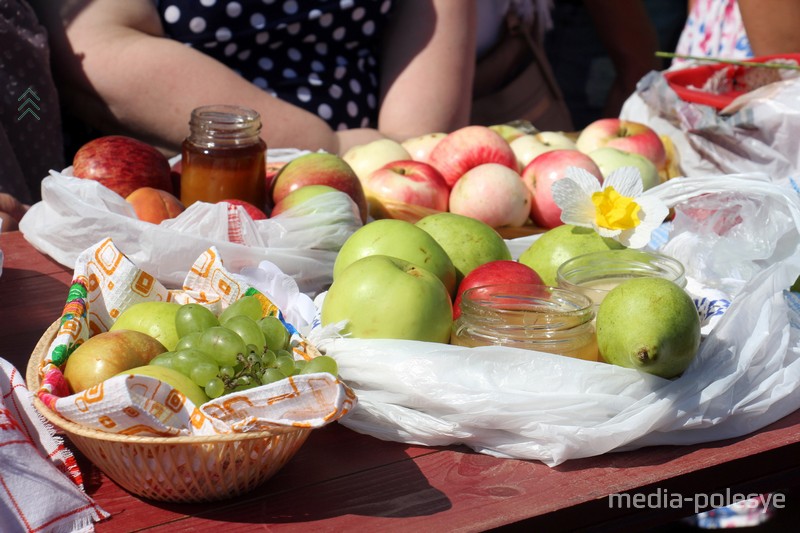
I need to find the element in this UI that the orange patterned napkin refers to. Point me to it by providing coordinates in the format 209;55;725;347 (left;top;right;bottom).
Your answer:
1;358;109;531
34;238;355;437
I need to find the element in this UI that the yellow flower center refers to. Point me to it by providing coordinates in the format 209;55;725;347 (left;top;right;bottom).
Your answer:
591;186;641;230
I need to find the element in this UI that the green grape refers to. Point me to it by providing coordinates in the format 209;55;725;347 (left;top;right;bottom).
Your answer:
172;348;214;376
293;359;307;373
234;375;254;388
190;361;219;387
204;377;225;399
175;303;219;338
199;326;247;366
275;348;293;360
275;354;297;377
219;365;235;379
260;368;286;385
260;349;277;368
174;331;203;352
258;315;290;351
219;295;263;324
301;355;339;376
225;315;267;353
149;351;178;370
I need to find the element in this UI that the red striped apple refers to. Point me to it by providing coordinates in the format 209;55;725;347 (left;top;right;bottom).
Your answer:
364;160;449;215
428;125;517;187
72;135;173;198
521;149;603;230
575;118;666;170
448;163;531;229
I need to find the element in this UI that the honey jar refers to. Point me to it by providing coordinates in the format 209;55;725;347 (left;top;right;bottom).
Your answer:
451;283;598;361
180;105;267;209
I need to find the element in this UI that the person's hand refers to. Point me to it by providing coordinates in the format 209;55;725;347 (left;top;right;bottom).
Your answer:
0;193;30;232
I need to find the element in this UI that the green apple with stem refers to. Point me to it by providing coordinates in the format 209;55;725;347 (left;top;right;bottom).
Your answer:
322;255;453;342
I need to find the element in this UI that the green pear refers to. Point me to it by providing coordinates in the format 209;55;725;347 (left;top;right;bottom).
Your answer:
518;225;625;286
596;277;701;379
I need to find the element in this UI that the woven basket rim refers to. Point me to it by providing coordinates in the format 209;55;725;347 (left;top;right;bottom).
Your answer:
27;320;306;444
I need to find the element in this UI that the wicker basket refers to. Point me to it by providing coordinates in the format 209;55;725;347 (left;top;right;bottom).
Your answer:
26;321;312;503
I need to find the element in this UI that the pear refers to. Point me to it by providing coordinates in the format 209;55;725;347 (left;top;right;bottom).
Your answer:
596;277;700;379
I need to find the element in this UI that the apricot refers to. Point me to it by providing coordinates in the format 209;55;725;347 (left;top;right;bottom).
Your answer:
126;186;185;224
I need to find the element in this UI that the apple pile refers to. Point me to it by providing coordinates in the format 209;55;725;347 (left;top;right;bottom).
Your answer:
342;119;675;231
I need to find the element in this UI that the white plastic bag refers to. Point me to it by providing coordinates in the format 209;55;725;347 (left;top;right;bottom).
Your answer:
19;171;361;296
313;174;800;466
621;70;800;179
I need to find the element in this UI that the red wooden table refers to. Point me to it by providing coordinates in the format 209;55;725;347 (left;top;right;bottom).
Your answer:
2;230;799;532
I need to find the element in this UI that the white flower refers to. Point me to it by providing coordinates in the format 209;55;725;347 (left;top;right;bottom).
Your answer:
551;166;668;249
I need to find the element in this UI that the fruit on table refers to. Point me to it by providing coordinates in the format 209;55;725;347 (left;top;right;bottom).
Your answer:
452;260;544;319
334;218;457;296
596;277;701;379
401;132;446;164
575;118;667;171
218;198;269;220
119;365;210;407
518;224;626;286
415;212;512;285
321;255;453;343
270;151;368;223
448;163;531;228
271;184;359;219
126;186;185;224
72;135;173;198
110;301;182;351
63;329;167;394
363;159;450;215
342;138;412;184
521;149;603;230
509;131;577;170
587;147;660;190
427;125;518;187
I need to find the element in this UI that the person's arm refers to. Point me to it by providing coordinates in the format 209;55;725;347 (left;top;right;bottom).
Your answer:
377;0;476;140
0;193;29;232
737;0;800;56
582;0;662;118
31;0;359;156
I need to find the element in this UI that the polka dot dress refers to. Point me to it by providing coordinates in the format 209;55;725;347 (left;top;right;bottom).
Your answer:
156;0;394;130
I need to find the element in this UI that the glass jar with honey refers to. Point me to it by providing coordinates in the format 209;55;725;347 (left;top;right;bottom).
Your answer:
180;105;267;209
451;283;598;362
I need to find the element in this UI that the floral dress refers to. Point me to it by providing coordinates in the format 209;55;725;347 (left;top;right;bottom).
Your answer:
672;0;753;68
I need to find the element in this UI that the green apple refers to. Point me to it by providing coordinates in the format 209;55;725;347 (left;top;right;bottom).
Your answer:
322;255;453;342
63;329;167;394
415;212;512;285
110;301;182;351
119;365;210;406
489;124;526;143
333;218;457;295
588;147;660;190
518;224;626;286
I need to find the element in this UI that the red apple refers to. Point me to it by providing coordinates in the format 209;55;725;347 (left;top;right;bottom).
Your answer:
72;135;173;198
270;184;361;221
453;260;544;319
364;160;450;215
428;125;518;187
521;149;603;230
218;198;268;220
575;118;666;170
271;152;368;223
448;163;531;228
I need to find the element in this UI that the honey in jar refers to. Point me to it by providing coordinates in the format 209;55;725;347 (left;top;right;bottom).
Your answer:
450;283;599;362
180;105;267;209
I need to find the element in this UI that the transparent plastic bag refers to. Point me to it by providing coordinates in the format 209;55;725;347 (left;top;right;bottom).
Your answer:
313;174;800;466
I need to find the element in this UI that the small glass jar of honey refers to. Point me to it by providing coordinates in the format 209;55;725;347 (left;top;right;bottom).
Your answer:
180;105;267;209
451;283;598;361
